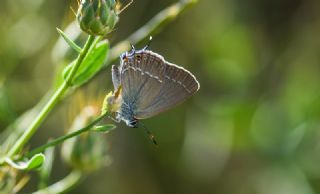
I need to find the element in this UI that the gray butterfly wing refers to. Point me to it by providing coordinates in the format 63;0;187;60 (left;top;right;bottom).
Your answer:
111;65;120;90
118;50;199;120
119;51;166;119
134;53;200;119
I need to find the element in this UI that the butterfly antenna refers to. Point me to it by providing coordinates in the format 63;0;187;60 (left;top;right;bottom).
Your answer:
143;36;153;50
130;43;135;50
129;43;136;55
139;122;158;146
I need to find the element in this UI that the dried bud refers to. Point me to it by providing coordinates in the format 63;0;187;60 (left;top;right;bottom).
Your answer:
77;0;119;36
102;86;122;115
0;166;16;194
61;106;107;173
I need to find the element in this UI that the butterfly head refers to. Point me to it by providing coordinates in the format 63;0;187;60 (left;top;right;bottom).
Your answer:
120;46;137;62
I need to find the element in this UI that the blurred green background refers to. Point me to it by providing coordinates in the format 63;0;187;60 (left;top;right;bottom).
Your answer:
1;0;320;193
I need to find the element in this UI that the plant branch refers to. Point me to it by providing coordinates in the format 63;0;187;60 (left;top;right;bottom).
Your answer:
6;35;96;158
24;112;108;158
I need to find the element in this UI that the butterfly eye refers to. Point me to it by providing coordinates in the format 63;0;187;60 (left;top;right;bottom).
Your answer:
136;54;142;62
121;53;128;61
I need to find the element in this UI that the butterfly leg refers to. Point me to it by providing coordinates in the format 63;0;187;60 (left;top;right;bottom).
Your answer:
108;112;121;123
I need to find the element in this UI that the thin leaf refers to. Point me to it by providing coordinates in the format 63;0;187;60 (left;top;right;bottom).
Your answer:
63;40;109;87
56;28;82;53
91;124;116;133
38;147;55;188
5;153;45;171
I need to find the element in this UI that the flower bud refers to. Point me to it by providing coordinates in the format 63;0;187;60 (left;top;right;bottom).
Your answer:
77;0;119;36
61;106;108;173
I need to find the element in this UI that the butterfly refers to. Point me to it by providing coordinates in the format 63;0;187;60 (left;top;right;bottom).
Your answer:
105;45;200;142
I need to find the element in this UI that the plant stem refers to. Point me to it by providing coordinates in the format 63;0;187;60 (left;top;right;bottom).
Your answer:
6;35;96;158
25;112;108;158
32;170;82;194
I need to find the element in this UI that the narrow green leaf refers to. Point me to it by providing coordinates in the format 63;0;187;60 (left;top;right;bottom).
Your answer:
63;40;109;86
56;28;82;53
5;153;45;171
38;147;54;188
91;124;116;133
62;62;74;79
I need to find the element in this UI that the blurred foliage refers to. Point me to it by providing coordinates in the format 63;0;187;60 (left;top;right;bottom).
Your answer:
61;106;107;173
1;0;320;194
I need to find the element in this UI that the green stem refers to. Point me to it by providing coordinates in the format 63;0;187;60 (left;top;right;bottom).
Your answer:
32;170;82;194
6;35;96;158
65;35;96;86
25;112;108;158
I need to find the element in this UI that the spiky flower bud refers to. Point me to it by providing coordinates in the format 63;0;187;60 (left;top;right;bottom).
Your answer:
77;0;119;36
61;106;107;173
